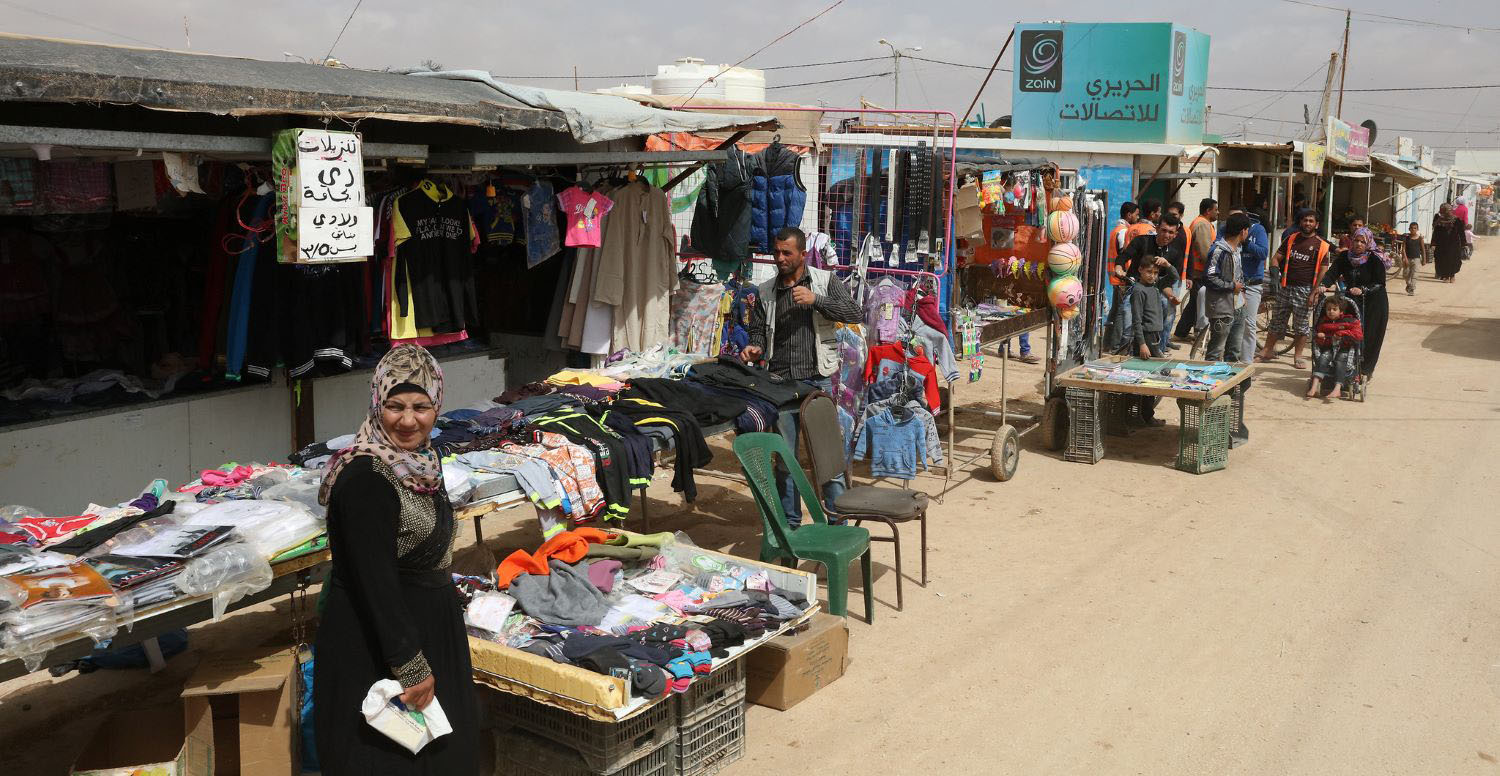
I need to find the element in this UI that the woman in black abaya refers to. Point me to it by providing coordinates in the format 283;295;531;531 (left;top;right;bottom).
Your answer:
314;344;477;775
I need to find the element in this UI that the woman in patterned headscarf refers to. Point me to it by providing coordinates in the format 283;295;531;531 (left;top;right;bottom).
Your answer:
1317;228;1390;379
315;345;478;775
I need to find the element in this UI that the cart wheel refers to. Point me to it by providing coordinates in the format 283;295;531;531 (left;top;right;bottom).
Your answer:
1039;396;1067;452
990;424;1020;481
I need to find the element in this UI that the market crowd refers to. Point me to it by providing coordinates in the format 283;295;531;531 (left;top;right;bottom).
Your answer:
1102;194;1478;401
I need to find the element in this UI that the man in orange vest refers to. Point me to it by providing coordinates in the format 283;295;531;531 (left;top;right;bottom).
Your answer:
1103;202;1140;351
1171;198;1219;344
1125;199;1160;244
1257;209;1330;368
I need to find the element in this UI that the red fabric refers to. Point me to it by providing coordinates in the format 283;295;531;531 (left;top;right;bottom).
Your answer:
14;515;98;543
1315;315;1363;346
865;343;942;410
903;287;948;336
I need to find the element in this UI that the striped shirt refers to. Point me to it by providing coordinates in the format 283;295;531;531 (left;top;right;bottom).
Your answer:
748;272;862;380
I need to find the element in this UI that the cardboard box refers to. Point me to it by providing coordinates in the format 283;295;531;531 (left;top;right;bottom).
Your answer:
72;704;209;776
181;649;300;776
744;612;849;710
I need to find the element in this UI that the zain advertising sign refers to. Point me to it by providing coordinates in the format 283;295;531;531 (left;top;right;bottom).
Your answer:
1011;22;1211;144
1018;29;1063;92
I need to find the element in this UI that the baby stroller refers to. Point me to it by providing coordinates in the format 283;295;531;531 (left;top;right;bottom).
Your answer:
1309;292;1367;402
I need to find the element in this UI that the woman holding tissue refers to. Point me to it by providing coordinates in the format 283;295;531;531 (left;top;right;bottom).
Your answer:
315;345;477;774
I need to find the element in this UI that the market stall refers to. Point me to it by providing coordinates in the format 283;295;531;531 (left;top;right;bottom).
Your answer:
940;153;1111;483
1055;356;1257;473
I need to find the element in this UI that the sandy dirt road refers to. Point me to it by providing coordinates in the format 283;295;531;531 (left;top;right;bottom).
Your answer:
2;241;1497;775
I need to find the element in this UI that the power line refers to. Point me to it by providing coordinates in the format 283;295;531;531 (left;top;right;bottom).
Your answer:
685;0;844;101
909;54;1005;72
0;0;166;48
1210;110;1500;134
322;0;364;65
1213;83;1500;93
1277;0;1500;33
767;71;891;90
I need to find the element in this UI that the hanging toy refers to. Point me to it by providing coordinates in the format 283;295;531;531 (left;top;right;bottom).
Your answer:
1046;211;1080;243
1058;305;1081;320
1047;275;1084;311
1046;242;1082;276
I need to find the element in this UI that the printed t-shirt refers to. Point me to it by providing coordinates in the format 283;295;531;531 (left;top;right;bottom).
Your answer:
1282;233;1325;286
557;187;614;248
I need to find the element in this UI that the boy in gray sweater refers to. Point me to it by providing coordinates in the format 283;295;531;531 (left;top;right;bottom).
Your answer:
1129;259;1180;358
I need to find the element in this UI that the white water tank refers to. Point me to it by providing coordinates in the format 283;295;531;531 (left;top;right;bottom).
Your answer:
652;57;726;99
719;66;767;103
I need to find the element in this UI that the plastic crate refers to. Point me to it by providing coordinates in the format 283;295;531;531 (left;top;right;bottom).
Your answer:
1175;394;1232;473
675;701;745;776
495;727;676;776
492;691;676;773
1063;387;1104;464
675;660;746;727
1105;393;1141;437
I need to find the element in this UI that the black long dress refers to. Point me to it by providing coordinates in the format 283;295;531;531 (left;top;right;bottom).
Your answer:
315;456;478;775
1322;251;1389;378
1432;218;1466;280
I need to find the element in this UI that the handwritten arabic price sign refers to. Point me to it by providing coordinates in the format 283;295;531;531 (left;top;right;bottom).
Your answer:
272;128;371;263
300;206;374;262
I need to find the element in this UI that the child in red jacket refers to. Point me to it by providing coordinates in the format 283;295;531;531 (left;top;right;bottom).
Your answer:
1307;296;1363;400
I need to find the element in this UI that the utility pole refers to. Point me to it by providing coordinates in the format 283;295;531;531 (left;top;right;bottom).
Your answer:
1337;9;1351;116
573;65;580;91
877;39;921;109
1310;51;1339;141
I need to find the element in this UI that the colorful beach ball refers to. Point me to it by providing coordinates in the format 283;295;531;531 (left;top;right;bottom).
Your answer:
1048;276;1084;310
1046;211;1079;243
1046;242;1082;276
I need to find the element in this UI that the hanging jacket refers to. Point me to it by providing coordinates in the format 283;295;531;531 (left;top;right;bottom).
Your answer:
691;148;753;280
748;141;807;252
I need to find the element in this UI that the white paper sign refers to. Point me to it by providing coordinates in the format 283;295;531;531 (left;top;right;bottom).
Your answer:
299;206;374;262
292;130;370;261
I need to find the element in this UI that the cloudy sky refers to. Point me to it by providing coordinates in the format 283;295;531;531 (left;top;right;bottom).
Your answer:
3;0;1496;155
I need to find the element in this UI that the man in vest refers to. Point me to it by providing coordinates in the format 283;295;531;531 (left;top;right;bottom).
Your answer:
745;226;863;529
1103;201;1140;351
1257;209;1330;368
1172;198;1218;344
1125;199;1160;245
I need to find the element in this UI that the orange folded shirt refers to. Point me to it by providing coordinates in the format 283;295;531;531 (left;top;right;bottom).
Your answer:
495;527;618;589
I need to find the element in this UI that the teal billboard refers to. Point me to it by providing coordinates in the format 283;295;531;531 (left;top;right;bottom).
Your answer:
1012;23;1210;144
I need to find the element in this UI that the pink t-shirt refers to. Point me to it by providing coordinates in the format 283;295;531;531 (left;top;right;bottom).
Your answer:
557;187;613;247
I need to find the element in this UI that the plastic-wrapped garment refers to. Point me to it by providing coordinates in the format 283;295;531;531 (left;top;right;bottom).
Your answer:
0;505;44;524
0;545;73;576
443;461;475;505
831;325;867;423
258;474;325;515
0;603;121;671
175;541;273;620
180;500;323;560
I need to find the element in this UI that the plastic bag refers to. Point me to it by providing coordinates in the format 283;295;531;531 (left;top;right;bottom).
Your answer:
181;500;323;560
0;604;121;671
258;474;325;515
175;541;273;620
0;505;44;524
361;679;452;754
443;461;474;505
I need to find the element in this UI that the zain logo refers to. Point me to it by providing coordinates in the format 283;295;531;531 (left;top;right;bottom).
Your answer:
1018;29;1063;92
1171;31;1187;96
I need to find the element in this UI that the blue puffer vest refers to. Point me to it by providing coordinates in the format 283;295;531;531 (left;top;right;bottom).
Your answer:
747;141;807;252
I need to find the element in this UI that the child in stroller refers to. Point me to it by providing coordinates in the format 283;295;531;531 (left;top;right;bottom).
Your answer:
1306;295;1363;401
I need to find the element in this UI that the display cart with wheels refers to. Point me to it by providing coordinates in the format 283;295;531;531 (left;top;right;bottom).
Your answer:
940;179;1110;489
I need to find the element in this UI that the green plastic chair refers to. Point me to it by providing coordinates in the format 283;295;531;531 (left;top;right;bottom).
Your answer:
733;432;874;621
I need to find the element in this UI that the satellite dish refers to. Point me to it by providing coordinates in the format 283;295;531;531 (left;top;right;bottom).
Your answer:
1360;119;1378;146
